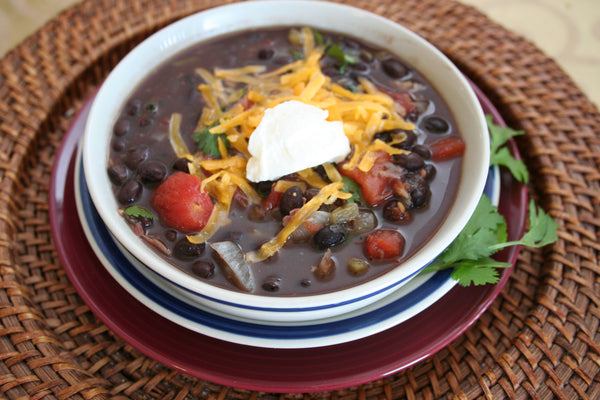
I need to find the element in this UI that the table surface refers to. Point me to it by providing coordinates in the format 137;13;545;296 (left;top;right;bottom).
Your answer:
1;1;598;399
1;0;599;107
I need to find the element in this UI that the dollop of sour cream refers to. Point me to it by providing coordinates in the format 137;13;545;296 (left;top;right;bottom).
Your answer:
246;100;351;182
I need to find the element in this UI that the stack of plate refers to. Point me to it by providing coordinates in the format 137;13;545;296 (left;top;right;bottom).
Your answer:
49;85;525;390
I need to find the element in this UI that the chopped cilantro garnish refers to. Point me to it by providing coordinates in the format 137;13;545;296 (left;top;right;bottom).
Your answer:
124;205;154;220
488;115;529;183
192;122;230;158
326;44;357;73
313;29;324;46
290;48;305;60
341;176;364;204
423;116;559;286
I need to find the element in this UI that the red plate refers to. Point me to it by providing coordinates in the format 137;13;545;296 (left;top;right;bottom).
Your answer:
49;84;527;393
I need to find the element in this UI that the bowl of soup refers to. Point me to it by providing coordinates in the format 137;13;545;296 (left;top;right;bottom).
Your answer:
82;0;489;322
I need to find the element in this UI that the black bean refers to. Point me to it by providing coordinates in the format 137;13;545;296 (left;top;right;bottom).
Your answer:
383;200;412;223
313;224;347;249
304;187;321;202
255;180;273;197
111;138;126;152
125;145;149;170
374;129;416;149
410;186;431;208
113;119;130;136
279;186;304;216
138;161;167;183
107;163;128;185
422;164;437;181
257;48;274;60
423;116;449;134
382;58;408;79
172;157;190;173
393;152;424;171
411;144;432;160
395;130;417;150
127;99;142;116
173;239;205;260
117;180;142;204
262;275;282;292
300;278;312;288
191;260;215;279
313;165;330;182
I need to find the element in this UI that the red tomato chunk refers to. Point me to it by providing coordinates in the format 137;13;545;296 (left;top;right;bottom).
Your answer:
364;229;406;260
151;172;214;233
430;136;466;161
339;151;396;207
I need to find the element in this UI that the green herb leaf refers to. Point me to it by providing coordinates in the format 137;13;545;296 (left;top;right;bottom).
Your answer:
488;115;529;183
423;116;560;286
290;48;305;60
326;44;358;73
341;176;364;204
488;199;559;252
124;205;154;219
192;122;229;158
313;29;324;46
450;258;512;286
424;195;558;286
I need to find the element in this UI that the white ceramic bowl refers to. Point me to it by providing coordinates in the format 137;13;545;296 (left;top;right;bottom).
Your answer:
82;0;489;322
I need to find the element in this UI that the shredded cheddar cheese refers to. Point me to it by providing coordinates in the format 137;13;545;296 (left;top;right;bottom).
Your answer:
168;27;416;258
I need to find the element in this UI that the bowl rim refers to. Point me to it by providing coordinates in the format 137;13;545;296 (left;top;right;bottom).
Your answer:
82;0;490;312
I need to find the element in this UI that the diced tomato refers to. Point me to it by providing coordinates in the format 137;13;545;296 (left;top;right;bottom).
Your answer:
262;187;283;212
338;151;394;206
375;85;418;117
429;136;466;161
151;172;214;233
364;229;405;260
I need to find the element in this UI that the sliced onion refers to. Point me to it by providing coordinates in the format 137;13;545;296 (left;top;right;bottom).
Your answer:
287;210;330;242
209;241;255;292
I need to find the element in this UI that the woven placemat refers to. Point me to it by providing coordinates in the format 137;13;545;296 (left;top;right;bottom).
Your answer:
1;0;598;398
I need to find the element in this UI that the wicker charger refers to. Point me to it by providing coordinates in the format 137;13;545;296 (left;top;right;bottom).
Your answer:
0;0;598;398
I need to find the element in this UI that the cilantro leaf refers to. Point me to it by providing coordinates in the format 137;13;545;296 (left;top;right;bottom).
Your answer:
450;258;512;286
326;44;358;73
424;196;558;286
489;199;559;252
341;176;364;204
488;115;529;183
422;116;559;286
437;195;506;264
192;122;229;158
124;205;154;219
313;29;324;46
290;48;304;60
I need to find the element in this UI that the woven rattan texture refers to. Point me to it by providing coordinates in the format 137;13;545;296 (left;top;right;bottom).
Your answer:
1;0;598;398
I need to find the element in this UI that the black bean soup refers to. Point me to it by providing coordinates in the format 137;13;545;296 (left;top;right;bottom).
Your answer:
107;27;465;296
